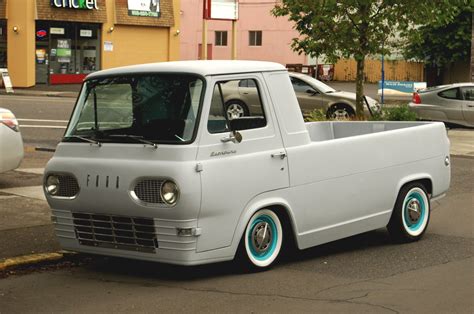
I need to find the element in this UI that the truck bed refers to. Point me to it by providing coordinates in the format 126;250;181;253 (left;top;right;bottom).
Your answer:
305;121;435;142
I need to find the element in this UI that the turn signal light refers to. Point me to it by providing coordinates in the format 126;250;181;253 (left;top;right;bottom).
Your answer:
412;92;421;104
0;111;20;132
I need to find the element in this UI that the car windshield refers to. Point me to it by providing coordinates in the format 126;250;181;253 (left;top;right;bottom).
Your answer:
64;74;204;144
296;74;336;93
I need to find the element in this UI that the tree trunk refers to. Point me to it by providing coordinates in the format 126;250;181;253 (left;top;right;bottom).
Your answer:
355;57;366;119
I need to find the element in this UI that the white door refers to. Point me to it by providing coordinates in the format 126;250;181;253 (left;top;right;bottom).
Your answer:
196;74;289;252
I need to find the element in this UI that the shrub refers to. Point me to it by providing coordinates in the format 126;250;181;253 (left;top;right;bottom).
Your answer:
370;105;417;121
304;109;327;122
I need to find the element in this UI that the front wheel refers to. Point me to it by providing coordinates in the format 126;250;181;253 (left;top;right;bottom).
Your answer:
387;183;430;242
326;104;355;120
240;209;283;270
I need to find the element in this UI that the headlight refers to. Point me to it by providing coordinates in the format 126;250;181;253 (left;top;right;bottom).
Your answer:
45;175;60;196
160;180;179;205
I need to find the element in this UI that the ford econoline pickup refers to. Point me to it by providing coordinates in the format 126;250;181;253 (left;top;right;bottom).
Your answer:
44;61;450;269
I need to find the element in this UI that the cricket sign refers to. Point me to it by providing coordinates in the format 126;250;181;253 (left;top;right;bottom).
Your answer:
51;0;99;10
203;0;238;20
127;0;160;18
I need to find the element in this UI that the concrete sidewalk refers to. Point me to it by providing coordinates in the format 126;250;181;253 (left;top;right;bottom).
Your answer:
0;84;81;98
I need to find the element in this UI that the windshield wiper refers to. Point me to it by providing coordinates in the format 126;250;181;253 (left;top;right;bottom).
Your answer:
66;135;102;147
107;134;158;149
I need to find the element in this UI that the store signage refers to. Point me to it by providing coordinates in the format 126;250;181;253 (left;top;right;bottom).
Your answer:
80;29;93;37
203;0;239;20
51;0;99;10
36;29;48;38
127;0;160;18
50;27;65;35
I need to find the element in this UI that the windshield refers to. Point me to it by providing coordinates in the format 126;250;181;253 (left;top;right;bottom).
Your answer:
297;74;336;93
64;74;204;144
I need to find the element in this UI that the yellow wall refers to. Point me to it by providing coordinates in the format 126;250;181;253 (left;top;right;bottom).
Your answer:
334;59;425;83
7;0;36;88
101;0;180;69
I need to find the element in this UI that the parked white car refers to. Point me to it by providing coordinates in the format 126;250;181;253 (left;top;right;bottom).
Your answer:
44;61;450;270
0;108;23;173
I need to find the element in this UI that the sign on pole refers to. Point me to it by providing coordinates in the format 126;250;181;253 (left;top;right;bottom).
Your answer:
203;0;238;21
0;69;14;94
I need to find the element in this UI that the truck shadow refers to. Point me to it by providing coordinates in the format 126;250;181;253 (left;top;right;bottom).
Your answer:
79;228;393;281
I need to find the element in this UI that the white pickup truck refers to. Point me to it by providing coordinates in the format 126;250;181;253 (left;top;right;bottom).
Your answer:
44;61;450;269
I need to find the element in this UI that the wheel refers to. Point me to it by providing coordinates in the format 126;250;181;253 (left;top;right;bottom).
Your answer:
225;100;249;120
239;209;283;270
387;183;430;243
326;104;355;120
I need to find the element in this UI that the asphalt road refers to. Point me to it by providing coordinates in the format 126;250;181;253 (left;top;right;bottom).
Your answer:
0;155;472;312
0;94;473;312
0;95;75;148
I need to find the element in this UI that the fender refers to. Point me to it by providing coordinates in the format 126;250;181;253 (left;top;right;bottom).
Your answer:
229;195;299;257
395;173;433;197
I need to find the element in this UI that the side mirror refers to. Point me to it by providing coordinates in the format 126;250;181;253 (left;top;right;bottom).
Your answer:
221;131;242;144
306;89;318;95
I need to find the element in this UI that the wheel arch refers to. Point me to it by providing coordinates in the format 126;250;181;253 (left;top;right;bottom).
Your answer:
230;198;299;257
396;175;433;197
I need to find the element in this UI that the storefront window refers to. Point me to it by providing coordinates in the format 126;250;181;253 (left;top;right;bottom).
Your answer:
0;20;7;68
35;21;101;84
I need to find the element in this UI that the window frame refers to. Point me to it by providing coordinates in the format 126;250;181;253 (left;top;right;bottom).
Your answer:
438;87;462;100
215;31;228;46
461;86;474;101
207;78;268;134
249;30;262;46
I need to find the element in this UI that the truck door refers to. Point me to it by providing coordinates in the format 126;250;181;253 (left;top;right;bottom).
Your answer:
196;74;289;252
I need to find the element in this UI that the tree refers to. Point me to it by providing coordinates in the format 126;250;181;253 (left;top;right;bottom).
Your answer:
272;0;469;118
404;9;473;85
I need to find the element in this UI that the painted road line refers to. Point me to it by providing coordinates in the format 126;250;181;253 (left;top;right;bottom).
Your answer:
0;186;46;201
19;125;67;129
17;118;68;123
15;168;44;175
0;253;63;272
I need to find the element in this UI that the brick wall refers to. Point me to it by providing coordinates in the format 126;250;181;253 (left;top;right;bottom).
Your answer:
37;0;108;23
0;0;6;19
115;0;174;27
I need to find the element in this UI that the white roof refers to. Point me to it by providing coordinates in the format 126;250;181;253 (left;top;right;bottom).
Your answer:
87;60;287;79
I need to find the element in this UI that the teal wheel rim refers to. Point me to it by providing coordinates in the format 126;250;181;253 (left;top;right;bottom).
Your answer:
403;191;426;232
247;214;278;261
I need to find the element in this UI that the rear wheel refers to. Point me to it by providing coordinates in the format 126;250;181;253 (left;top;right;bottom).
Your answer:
239;209;283;270
326;104;355;120
387;183;430;242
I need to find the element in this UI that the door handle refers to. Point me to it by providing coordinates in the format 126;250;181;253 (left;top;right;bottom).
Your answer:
271;152;287;159
467;104;474;108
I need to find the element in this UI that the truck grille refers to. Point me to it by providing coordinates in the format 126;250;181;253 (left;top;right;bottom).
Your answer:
72;212;158;253
57;174;80;198
133;179;165;204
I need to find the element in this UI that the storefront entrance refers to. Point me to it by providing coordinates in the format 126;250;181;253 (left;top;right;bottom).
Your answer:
0;20;7;69
35;21;101;84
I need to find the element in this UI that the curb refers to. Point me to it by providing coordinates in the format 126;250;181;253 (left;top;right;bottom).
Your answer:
0;252;64;272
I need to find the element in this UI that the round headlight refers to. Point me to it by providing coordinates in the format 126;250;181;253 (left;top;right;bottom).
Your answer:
160;180;179;205
46;175;60;196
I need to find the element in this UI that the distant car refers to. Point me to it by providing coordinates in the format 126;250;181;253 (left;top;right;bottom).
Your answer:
0;108;24;173
220;73;380;120
408;83;474;127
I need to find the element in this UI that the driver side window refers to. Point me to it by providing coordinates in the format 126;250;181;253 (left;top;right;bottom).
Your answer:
207;79;267;134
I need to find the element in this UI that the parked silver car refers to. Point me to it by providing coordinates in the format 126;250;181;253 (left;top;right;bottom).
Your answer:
408;83;474;128
0;108;23;173
220;72;380;120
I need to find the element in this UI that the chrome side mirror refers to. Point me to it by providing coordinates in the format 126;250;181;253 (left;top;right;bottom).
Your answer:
221;131;242;144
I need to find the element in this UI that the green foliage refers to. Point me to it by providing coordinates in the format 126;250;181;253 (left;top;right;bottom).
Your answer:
403;8;473;67
370;105;417;121
304;109;327;122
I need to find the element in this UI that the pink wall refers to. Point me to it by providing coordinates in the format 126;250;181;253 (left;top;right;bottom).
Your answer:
179;0;307;65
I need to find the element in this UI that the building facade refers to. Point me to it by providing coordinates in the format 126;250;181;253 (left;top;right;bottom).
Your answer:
0;0;180;87
179;0;306;65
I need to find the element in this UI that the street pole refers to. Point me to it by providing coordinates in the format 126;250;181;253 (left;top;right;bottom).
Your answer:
202;18;208;60
231;20;237;60
381;42;385;105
